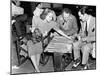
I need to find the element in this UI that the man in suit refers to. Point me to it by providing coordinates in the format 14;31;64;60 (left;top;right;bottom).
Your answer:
57;8;78;36
72;7;96;70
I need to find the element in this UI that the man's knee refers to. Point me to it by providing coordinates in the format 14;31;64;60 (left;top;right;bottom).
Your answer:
73;42;80;50
82;45;91;53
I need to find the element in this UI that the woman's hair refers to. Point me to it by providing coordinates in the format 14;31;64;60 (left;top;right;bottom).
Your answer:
40;9;53;20
62;8;72;14
79;6;93;15
35;2;41;7
26;28;42;43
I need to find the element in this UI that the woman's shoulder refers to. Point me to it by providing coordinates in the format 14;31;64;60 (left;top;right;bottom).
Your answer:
48;21;58;29
33;16;39;20
32;16;43;22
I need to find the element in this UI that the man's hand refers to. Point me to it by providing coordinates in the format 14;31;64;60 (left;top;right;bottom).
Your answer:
77;35;81;40
67;39;74;44
80;32;86;38
81;37;87;42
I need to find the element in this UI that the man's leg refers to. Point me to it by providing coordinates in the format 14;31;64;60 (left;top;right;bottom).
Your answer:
73;41;81;60
72;41;81;68
81;43;93;69
81;43;92;65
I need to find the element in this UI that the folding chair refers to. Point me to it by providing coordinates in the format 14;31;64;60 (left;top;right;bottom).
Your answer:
12;23;27;66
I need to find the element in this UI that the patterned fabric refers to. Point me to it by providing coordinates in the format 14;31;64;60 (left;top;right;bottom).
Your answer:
12;3;24;16
20;28;43;57
31;28;43;44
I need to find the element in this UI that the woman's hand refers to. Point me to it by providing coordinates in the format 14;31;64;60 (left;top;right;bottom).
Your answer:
30;27;35;33
64;35;73;40
50;32;58;37
12;20;16;24
43;31;48;37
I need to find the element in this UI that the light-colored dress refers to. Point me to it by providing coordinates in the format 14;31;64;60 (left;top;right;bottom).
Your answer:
27;16;57;56
27;40;43;57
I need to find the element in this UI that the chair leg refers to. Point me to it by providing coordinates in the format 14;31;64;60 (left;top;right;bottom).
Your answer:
15;40;21;66
15;39;28;66
19;57;29;66
53;52;63;72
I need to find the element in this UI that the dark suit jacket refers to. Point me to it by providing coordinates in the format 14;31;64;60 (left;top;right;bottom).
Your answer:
57;14;78;36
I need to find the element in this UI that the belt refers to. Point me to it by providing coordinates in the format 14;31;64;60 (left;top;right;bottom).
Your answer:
90;41;96;43
86;41;96;44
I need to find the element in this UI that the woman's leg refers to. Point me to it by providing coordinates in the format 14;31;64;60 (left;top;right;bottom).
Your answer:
36;54;41;66
30;55;40;72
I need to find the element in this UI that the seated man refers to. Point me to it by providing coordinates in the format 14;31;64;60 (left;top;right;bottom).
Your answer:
72;7;96;70
57;8;78;55
57;8;78;36
57;8;78;61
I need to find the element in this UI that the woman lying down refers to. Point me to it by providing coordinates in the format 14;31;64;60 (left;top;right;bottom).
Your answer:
20;8;73;72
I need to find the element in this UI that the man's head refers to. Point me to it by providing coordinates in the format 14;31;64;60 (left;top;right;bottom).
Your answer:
62;8;72;20
78;7;92;22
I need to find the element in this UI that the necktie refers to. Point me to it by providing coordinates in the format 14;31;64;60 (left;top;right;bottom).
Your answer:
85;22;88;36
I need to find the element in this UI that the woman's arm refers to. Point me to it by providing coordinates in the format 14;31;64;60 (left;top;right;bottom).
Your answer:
31;16;37;33
53;26;72;40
